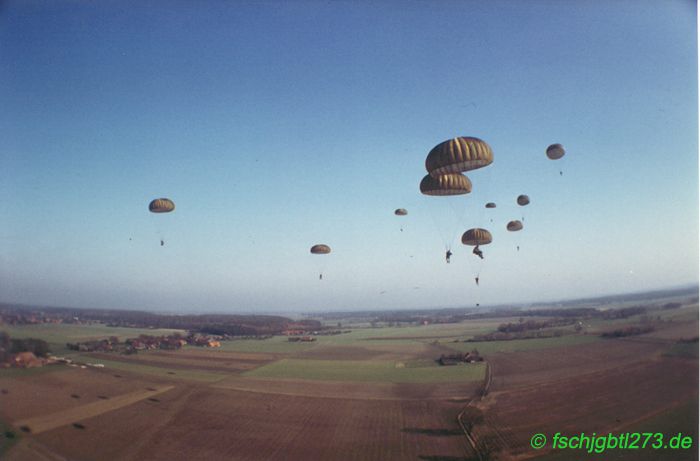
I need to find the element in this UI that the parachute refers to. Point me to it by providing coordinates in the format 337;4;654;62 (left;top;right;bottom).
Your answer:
425;137;493;177
507;220;523;232
461;228;492;246
485;202;496;208
310;244;331;280
419;173;472;196
517;195;530;206
148;198;174;246
546;143;565;160
395;208;408;232
420;173;472;259
462;228;491;291
310;244;331;255
149;198;175;213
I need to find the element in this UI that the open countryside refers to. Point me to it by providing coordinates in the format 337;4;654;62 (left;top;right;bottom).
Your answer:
1;288;697;460
2;1;697;460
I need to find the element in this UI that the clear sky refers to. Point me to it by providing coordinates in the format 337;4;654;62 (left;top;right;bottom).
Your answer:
1;0;697;313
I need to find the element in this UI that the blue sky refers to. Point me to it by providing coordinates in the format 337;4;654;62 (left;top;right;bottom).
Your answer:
1;0;697;313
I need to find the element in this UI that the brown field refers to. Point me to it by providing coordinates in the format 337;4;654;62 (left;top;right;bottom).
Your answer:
213;376;481;401
1;338;480;460
472;335;698;460
487;337;668;390
15;382;471;461
2;305;697;461
297;342;451;362
0;367;168;422
14;385;174;434
88;349;280;373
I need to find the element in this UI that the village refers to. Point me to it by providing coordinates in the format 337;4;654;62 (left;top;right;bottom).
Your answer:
0;331;226;370
0;318;342;370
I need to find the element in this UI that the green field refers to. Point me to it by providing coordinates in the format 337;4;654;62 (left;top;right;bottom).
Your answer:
443;334;601;355
243;358;486;383
216;320;523;353
216;335;320;353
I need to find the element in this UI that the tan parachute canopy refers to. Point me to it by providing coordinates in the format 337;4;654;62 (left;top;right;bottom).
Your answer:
461;228;492;246
485;202;496;208
419;173;472;196
546;143;566;160
507;220;523;232
149;198;175;213
517;195;530;206
394;208;408;216
310;244;331;255
425;137;493;177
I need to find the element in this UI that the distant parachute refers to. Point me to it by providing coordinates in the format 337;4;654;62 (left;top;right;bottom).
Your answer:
394;208;408;216
149;198;175;213
461;228;492;246
485;202;496;209
419;173;472;196
310;244;331;255
507;220;523;232
310;244;331;280
517;195;530;206
425;137;493;177
546;143;566;160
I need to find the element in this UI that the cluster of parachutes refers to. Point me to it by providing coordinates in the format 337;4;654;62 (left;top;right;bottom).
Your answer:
419;136;495;258
147;141;565;284
418;138;566;288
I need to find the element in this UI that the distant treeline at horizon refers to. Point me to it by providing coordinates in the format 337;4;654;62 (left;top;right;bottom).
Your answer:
0;305;321;336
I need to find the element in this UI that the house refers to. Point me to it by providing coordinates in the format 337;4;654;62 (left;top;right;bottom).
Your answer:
13;352;44;368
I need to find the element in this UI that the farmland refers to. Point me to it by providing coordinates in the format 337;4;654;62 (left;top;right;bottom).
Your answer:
0;291;698;460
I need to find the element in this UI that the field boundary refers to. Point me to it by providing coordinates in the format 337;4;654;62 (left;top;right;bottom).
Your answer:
457;361;493;461
13;385;174;435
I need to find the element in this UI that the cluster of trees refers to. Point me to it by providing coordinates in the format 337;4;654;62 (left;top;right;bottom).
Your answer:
0;331;50;362
600;325;655;338
1;304;322;336
468;329;566;342
497;318;574;333
600;306;647;319
662;302;682;310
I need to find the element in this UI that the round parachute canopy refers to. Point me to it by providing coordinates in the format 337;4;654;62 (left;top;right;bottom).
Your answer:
517;195;530;206
419;173;472;196
310;244;331;255
461;228;492;246
507;220;523;232
546;143;566;160
485;202;496;209
149;198;175;213
425;137;493;177
394;208;408;216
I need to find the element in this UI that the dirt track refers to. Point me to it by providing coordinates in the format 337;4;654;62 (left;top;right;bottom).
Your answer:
13;385;174;434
